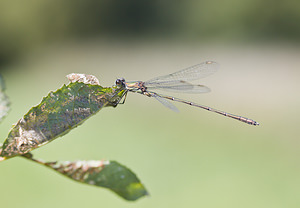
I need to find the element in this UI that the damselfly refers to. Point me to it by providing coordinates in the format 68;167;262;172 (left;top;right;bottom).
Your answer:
115;61;259;126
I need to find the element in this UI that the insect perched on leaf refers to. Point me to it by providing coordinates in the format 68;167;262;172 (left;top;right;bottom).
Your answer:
114;61;259;126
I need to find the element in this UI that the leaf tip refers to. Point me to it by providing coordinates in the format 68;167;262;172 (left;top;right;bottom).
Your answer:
123;182;149;201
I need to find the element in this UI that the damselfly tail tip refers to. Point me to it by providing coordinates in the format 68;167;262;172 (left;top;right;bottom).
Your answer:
240;117;259;126
249;120;259;126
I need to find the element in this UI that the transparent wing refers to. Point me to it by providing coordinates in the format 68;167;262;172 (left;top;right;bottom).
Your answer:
145;61;219;85
146;80;210;94
152;94;179;112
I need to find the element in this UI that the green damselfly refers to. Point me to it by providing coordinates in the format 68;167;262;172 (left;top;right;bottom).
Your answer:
115;61;259;126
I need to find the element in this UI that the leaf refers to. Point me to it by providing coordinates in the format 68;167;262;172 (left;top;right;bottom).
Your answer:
23;153;148;201
1;75;126;158
0;74;10;123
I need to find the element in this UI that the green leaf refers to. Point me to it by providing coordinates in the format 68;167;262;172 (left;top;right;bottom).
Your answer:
49;160;147;201
0;74;10;123
23;153;148;201
1;75;126;158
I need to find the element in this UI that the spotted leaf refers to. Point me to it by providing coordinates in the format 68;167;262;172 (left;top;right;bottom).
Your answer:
22;153;147;201
1;75;126;158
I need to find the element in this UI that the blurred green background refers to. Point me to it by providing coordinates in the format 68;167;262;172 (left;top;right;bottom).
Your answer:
1;0;300;207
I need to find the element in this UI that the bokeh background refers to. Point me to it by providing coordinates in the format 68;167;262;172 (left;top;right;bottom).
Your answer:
1;1;300;207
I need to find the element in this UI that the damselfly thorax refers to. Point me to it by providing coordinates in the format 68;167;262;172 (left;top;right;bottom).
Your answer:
115;61;259;126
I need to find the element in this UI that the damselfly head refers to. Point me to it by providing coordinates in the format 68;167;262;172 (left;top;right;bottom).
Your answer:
115;78;126;87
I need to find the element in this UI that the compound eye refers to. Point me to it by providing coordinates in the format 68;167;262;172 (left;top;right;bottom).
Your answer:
115;78;125;86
